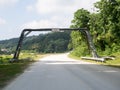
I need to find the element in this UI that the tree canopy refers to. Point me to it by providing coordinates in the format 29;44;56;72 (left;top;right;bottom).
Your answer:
70;0;120;56
0;32;71;54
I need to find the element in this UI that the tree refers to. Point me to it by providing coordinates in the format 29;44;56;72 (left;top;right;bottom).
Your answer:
93;0;120;54
70;0;120;56
70;8;91;56
0;32;71;53
71;8;90;28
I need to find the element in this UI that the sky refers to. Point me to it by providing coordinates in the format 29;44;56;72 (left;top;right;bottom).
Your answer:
0;0;99;40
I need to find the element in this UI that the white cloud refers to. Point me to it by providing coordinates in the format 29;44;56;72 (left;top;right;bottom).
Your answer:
35;0;99;14
23;0;100;29
0;0;18;7
21;16;71;29
26;5;34;12
0;18;6;25
35;0;73;14
22;20;58;29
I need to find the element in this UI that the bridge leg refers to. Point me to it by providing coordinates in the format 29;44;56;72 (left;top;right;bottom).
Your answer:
10;30;31;62
84;29;99;58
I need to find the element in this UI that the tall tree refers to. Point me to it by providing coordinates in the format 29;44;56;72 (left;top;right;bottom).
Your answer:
70;0;120;56
70;8;91;56
93;0;120;54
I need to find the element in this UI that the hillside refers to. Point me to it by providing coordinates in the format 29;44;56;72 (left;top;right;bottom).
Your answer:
0;32;71;54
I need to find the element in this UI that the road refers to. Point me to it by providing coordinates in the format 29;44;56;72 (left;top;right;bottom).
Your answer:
3;53;120;90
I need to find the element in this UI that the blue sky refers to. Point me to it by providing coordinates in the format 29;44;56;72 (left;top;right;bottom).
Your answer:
0;0;99;40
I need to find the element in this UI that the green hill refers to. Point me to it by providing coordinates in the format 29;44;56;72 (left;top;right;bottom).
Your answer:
0;32;71;54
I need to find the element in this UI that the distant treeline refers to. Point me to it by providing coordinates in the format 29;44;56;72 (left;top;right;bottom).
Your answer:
0;31;71;54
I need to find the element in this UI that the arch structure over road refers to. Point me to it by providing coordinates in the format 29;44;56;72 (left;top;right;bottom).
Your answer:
11;28;99;62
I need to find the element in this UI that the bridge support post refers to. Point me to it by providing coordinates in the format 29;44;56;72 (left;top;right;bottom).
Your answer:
10;30;31;62
84;29;99;58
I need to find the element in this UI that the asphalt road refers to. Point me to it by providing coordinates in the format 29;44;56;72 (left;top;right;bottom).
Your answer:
3;53;120;90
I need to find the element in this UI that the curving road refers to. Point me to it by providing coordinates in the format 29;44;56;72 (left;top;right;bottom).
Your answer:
3;53;120;90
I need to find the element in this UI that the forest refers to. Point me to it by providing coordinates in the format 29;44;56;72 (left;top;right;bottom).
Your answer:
69;0;120;57
0;31;70;54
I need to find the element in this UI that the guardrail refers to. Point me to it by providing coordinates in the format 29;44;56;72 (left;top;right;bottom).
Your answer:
81;56;115;62
81;57;105;62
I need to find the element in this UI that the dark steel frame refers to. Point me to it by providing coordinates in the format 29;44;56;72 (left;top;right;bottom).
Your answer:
11;28;98;62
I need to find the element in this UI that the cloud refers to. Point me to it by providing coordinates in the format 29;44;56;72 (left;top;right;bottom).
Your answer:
24;0;99;29
0;0;18;7
0;18;6;25
35;0;75;14
22;20;58;29
21;16;71;29
35;0;99;14
26;5;34;12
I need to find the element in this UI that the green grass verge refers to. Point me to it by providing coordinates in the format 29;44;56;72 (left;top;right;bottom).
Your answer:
69;53;120;68
0;63;30;89
0;53;46;89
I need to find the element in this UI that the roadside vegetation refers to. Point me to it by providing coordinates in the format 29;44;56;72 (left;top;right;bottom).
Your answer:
68;0;120;67
0;31;70;54
69;52;120;68
0;53;45;89
69;0;120;57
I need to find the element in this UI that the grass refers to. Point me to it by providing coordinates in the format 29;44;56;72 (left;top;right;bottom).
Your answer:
69;52;120;68
0;53;46;89
103;53;120;68
0;63;30;88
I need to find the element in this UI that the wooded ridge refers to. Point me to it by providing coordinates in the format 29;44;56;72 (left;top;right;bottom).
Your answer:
0;31;71;54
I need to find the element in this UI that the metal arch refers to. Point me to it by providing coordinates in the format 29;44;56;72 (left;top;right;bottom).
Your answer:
10;28;98;62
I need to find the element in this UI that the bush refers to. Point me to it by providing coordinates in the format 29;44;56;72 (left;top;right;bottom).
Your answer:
71;46;90;57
